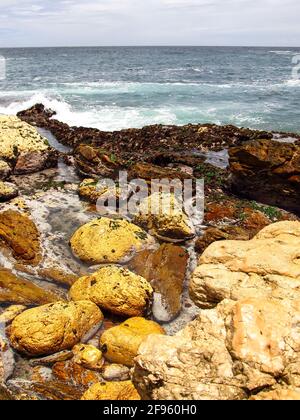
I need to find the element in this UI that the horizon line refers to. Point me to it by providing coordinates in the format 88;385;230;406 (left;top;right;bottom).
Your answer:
0;45;300;49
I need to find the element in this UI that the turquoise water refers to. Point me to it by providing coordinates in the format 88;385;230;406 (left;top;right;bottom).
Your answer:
0;46;299;132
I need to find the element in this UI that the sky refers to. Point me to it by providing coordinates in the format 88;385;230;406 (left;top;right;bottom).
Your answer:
0;0;299;48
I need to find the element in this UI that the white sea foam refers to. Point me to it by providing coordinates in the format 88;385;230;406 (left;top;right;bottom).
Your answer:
284;79;300;87
0;92;179;131
269;50;296;55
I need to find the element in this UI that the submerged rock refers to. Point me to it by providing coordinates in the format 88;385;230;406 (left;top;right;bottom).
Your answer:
0;181;18;202
81;381;141;400
100;317;165;367
190;221;300;309
133;192;195;242
129;244;188;322
0;334;15;396
0;305;26;326
229;139;300;215
70;217;154;265
101;364;130;382
0;210;42;266
0;116;57;174
0;269;60;306
133;297;300;400
70;266;153;318
6;378;85;400
37;267;77;287
9;301;103;356
52;360;103;387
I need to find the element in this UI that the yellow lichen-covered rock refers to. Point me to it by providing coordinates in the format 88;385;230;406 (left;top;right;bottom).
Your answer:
72;344;104;370
0;116;57;174
81;381;141;400
0;116;49;160
0;210;41;266
100;317;165;367
9;301;103;356
133;192;195;242
0;181;18;202
78;179;121;204
70;217;154;265
70;266;153;317
190;221;300;309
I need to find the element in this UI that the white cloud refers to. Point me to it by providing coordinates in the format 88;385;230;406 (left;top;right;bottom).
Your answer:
0;0;299;47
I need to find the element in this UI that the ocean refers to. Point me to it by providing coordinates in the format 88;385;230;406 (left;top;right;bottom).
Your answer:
0;46;299;133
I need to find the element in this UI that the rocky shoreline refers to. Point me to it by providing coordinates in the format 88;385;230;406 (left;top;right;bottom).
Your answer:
0;104;300;400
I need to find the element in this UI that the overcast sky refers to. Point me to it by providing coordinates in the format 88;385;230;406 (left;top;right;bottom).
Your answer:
0;0;299;47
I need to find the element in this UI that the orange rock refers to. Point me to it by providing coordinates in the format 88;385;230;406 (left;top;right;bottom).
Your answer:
0;210;41;266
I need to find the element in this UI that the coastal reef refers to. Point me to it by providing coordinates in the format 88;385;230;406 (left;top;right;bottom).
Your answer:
0;104;300;400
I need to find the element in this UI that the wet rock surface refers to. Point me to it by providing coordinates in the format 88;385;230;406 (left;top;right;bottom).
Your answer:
0;269;60;305
129;244;188;322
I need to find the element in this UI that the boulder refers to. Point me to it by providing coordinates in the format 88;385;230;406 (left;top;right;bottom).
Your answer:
70;217;154;265
133;192;195;242
190;221;300;309
0;116;57;174
9;301;103;356
0;269;60;306
128;244;188;322
81;381;141;400
70;266;153;318
133;298;300;400
0;210;41;266
229;139;300;215
100;317;165;367
0;181;18;202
